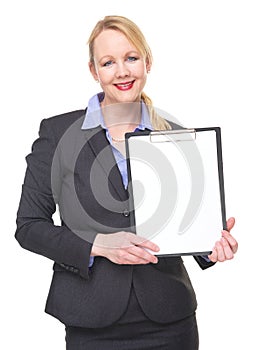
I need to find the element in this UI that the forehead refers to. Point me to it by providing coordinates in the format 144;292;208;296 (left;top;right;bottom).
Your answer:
93;29;138;58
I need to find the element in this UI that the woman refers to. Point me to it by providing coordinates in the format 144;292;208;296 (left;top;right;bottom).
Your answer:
15;15;238;349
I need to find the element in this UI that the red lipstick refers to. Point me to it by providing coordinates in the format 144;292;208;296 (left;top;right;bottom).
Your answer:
114;80;135;91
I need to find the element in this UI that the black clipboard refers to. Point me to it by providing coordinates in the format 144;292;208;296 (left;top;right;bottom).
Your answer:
125;127;227;256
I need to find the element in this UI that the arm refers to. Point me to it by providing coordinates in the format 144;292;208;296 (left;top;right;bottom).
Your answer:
15;119;93;279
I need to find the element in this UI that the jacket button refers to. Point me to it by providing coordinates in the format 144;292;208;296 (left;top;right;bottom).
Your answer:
123;209;130;217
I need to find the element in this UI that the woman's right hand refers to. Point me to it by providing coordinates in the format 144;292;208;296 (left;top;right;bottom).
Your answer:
91;231;160;265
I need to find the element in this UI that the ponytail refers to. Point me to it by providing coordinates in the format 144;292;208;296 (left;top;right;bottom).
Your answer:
141;92;172;130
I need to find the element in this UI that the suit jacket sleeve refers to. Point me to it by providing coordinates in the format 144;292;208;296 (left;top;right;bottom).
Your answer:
193;256;216;269
15;118;93;279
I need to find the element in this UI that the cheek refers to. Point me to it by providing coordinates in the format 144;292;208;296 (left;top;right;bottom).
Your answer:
134;67;147;84
133;63;148;79
97;69;114;85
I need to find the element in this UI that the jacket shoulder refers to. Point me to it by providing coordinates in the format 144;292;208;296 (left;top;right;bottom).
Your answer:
40;109;87;140
45;109;86;126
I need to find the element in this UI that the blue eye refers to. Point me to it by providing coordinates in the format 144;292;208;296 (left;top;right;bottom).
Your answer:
103;60;113;67
127;56;138;62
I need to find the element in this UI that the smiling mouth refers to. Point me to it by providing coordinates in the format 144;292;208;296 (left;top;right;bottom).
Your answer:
114;80;135;91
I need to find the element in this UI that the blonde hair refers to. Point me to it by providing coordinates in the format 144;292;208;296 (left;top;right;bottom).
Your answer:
88;15;171;130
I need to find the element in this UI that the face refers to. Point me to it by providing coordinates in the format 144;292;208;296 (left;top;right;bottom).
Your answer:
89;29;151;106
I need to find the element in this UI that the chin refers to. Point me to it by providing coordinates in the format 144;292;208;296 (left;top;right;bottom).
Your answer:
117;93;141;104
104;89;142;105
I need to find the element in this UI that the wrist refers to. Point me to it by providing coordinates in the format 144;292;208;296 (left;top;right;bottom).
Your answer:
91;233;105;257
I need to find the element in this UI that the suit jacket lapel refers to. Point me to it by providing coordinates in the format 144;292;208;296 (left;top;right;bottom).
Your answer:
83;127;128;202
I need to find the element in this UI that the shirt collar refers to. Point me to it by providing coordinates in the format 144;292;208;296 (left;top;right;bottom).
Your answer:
81;92;153;131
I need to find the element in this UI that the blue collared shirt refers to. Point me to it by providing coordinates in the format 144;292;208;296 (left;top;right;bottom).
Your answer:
82;92;153;266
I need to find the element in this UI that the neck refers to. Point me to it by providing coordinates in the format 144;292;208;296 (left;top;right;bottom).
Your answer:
101;102;141;130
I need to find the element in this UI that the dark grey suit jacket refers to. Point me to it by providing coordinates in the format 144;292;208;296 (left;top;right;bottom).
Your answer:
15;109;214;328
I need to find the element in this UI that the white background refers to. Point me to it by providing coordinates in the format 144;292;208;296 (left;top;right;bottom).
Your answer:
1;0;257;348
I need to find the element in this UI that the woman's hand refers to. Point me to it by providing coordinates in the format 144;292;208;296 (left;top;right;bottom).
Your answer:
208;217;238;262
91;231;160;265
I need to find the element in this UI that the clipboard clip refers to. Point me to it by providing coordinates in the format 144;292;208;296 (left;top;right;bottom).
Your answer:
149;129;196;143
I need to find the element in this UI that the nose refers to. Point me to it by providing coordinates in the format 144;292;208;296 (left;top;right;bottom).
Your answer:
115;61;130;78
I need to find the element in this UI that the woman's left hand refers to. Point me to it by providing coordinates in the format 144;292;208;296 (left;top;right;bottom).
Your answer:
208;217;238;262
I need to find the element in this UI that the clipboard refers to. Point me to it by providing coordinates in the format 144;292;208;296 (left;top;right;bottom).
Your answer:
125;127;227;256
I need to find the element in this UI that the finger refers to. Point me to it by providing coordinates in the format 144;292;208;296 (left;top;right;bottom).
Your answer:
222;230;238;254
226;217;235;231
115;247;157;265
114;250;149;265
127;245;158;264
208;247;218;262
132;235;160;253
220;237;234;260
215;241;226;262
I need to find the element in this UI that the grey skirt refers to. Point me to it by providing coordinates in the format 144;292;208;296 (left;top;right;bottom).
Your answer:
65;286;199;350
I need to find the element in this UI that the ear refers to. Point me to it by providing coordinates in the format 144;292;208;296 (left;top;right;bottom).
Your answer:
145;59;152;74
88;61;99;81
